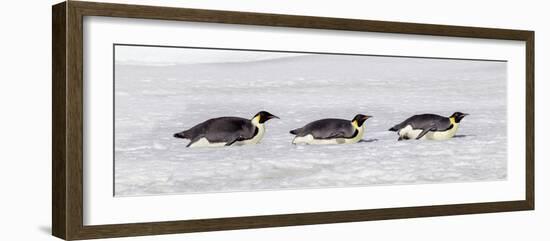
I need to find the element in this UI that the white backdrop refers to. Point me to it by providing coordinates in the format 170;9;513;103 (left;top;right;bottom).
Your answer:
0;0;547;240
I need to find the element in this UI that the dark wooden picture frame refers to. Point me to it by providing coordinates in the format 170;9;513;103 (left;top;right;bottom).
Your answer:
52;1;534;240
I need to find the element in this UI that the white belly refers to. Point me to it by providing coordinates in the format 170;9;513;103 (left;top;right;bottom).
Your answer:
398;124;459;140
425;125;459;140
292;134;341;145
188;137;227;148
292;126;365;145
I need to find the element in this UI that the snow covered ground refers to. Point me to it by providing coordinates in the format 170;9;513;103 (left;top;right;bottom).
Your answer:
114;48;507;196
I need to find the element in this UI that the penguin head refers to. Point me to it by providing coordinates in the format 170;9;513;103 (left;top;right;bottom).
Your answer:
253;111;279;124
351;114;372;127
450;112;469;123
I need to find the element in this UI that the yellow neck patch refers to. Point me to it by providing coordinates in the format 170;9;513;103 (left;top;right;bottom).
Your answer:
450;117;456;124
352;120;359;129
252;115;261;124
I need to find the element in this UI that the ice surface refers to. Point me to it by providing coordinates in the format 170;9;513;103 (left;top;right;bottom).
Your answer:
114;53;507;196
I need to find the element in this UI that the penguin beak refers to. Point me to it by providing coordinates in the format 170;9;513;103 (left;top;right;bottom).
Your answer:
363;115;372;120
260;113;279;123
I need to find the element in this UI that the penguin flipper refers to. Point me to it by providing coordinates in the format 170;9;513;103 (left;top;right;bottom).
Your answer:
224;135;246;146
225;138;239;146
324;131;347;139
416;126;437;140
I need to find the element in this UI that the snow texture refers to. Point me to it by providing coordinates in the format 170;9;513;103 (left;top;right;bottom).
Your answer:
114;48;507;196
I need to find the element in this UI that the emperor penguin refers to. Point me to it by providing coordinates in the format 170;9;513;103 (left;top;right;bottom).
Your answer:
173;111;279;148
289;114;372;145
388;112;468;141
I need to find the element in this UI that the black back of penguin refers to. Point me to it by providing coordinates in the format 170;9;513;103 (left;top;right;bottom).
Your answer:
291;118;356;139
181;117;257;143
390;114;451;132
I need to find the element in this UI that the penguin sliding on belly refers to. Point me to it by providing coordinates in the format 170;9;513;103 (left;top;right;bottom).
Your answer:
389;112;468;141
290;114;372;145
173;111;278;148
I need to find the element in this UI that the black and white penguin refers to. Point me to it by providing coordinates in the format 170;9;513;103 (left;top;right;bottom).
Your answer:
173;111;279;148
388;112;468;141
289;114;372;145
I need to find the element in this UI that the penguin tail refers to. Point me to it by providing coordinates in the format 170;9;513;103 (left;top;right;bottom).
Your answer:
289;128;301;135
388;126;399;132
173;130;190;139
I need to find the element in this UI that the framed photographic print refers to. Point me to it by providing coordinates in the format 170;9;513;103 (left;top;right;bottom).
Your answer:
52;1;534;240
